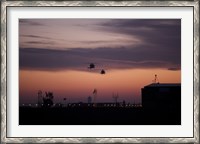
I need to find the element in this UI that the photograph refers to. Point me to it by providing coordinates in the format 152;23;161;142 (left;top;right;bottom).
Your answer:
1;0;199;143
19;19;181;125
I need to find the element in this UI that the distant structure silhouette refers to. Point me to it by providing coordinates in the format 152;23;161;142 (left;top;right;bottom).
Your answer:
63;97;67;107
122;100;126;107
88;96;92;104
112;93;119;103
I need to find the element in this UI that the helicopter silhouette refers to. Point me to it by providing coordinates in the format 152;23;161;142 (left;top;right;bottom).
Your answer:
100;69;106;74
87;63;106;75
88;63;95;69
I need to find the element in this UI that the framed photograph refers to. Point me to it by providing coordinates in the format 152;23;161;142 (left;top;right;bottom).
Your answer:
1;0;199;143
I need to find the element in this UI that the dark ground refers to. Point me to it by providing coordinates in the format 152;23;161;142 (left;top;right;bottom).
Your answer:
19;107;181;125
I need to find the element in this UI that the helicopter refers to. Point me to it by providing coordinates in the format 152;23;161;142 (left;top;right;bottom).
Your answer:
87;63;106;75
100;69;106;74
88;63;95;69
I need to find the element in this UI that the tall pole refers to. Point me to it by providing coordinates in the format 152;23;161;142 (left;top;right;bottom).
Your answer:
38;90;43;107
63;98;67;107
93;89;97;107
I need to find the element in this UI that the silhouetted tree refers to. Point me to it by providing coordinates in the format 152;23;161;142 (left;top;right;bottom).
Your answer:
43;92;54;107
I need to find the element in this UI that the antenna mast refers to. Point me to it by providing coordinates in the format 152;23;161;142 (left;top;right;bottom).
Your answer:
112;93;119;103
153;74;159;83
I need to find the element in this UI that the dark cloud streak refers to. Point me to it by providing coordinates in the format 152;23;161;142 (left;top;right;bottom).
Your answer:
20;35;49;39
19;19;46;26
19;48;180;71
20;34;65;41
25;41;55;45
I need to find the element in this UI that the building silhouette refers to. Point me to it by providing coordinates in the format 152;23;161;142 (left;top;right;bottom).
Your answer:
88;96;92;104
141;83;181;111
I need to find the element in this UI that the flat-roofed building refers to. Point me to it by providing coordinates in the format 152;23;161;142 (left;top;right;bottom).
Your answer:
141;83;181;111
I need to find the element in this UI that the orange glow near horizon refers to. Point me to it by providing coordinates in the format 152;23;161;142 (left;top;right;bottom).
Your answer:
19;69;181;104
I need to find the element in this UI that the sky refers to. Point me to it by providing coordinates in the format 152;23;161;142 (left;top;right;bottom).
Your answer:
19;19;181;104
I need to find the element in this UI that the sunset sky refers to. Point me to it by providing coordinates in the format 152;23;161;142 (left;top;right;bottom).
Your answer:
19;19;181;104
